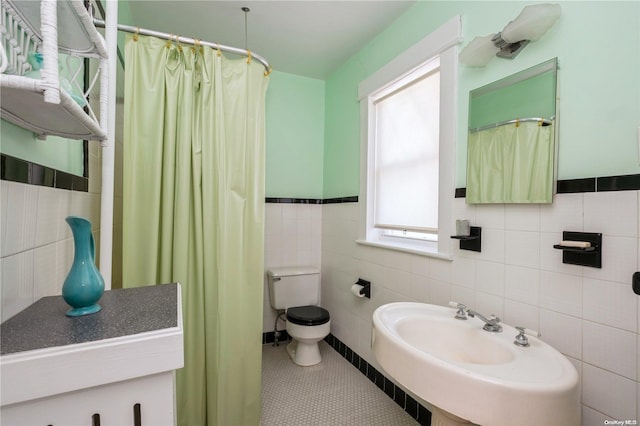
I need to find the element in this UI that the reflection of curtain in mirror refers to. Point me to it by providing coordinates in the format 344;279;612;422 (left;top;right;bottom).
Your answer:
466;122;553;203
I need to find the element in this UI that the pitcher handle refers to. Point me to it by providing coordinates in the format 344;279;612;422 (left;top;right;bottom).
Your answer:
89;232;95;263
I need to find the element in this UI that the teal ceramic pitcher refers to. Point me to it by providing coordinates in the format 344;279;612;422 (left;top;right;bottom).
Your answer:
62;216;105;317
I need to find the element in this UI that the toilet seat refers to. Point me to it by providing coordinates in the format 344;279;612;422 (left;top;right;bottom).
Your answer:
286;305;330;326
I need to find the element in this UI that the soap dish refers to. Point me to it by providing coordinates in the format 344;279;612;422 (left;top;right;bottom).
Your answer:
552;244;596;252
554;231;602;268
451;235;479;241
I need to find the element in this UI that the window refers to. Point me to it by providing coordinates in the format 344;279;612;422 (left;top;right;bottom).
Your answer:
373;59;440;241
357;16;461;259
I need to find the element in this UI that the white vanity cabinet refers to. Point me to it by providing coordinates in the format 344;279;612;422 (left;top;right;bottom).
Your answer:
0;283;184;426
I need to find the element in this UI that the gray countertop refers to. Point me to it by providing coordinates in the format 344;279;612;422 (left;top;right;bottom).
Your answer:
1;283;178;355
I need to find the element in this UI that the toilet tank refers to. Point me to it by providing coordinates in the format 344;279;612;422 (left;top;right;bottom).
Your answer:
267;266;320;310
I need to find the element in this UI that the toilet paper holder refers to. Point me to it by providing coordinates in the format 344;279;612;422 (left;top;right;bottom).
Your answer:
355;278;371;298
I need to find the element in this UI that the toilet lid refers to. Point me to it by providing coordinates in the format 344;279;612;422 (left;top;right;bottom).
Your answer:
286;306;330;326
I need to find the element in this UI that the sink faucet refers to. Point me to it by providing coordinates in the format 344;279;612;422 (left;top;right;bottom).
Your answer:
466;309;503;333
449;302;468;320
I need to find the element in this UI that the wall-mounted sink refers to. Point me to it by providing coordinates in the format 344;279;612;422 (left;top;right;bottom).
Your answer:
372;302;579;426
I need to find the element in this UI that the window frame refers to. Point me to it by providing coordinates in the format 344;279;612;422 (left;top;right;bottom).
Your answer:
356;16;462;260
371;57;441;238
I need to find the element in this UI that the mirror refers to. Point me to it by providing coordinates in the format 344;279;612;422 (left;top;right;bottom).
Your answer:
466;58;558;204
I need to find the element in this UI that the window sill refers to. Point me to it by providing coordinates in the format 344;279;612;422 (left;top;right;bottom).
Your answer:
355;239;453;261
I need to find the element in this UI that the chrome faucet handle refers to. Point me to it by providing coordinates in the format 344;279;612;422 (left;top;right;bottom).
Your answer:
487;315;501;325
448;301;468;320
514;326;541;347
482;315;502;332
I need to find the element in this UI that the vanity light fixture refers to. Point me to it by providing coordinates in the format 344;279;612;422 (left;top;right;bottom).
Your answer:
459;3;561;67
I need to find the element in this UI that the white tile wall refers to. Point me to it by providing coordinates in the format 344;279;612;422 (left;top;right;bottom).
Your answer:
505;265;539;305
1;144;102;322
320;191;640;423
539;308;582;359
584;277;637;332
583;363;637;421
539;270;582;317
583;320;636;380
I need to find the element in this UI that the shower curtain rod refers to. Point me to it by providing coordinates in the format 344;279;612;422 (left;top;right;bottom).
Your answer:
93;18;272;74
469;117;554;134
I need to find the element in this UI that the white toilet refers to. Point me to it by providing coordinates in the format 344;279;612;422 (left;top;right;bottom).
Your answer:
267;267;330;366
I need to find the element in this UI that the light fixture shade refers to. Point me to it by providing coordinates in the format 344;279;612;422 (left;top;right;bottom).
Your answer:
459;35;500;67
501;3;561;43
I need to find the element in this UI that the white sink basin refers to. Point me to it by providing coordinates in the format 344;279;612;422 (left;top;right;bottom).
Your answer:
372;302;580;426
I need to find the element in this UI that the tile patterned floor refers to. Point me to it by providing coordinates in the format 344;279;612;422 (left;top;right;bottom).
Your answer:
261;341;419;425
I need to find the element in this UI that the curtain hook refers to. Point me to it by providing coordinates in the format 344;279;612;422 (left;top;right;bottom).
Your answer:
515;118;520;128
246;49;252;64
133;27;139;42
176;35;183;52
216;43;222;57
264;65;273;77
166;34;173;49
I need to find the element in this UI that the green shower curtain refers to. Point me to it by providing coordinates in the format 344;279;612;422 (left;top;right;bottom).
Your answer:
466;121;554;203
123;34;269;426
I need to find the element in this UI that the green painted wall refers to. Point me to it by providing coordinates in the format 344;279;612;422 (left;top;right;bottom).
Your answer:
323;1;640;197
265;70;325;199
1;120;84;176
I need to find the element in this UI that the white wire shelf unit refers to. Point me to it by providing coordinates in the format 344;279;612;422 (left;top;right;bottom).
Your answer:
1;0;108;141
